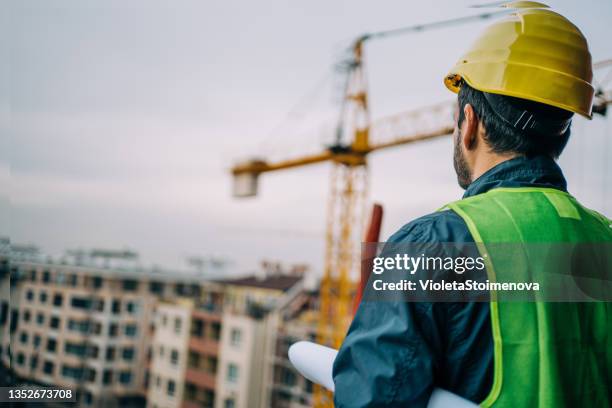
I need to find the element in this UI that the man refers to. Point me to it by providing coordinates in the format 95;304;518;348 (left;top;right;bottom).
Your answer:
333;4;611;407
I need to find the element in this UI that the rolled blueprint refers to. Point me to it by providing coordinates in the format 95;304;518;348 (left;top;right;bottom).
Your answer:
288;341;478;408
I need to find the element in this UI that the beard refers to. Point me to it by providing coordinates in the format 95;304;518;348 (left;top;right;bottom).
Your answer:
453;131;472;190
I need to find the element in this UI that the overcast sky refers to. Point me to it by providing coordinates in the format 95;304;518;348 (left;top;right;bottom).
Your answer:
7;0;612;276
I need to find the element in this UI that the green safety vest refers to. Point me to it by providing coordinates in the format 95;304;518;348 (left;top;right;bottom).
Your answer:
445;187;612;407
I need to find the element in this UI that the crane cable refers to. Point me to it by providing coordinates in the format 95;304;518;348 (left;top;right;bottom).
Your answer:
256;71;333;159
357;10;510;42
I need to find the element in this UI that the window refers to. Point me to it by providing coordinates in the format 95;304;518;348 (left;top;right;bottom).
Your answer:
52;293;63;307
33;335;41;348
122;347;135;361
83;391;93;405
68;319;90;333
39;291;48;303
0;302;7;326
109;323;118;337
50;316;61;330
210;322;221;341
29;270;37;281
204;390;215;407
55;272;65;284
42;271;51;283
94;299;105;312
106;346;115;362
167;380;176;397
224;398;235;408
189;284;200;297
230;328;242;347
36;313;45;325
93;277;103;289
85;368;96;382
149;281;163;295
68;274;77;286
88;345;99;359
19;331;28;344
92;322;102;334
10;310;17;333
185;382;197;400
170;349;179;365
207;356;218;374
191;319;204;337
71;297;92;310
119;371;132;385
188;351;200;369
43;361;54;375
16;353;25;365
102;370;113;385
124;324;137;337
280;368;297;386
26;290;34;301
112;300;121;314
62;364;83;380
30;355;38;370
305;380;313;393
65;342;87;357
227;363;238;383
174;318;181;334
126;301;139;315
122;280;138;291
22;309;31;322
46;338;57;353
156;375;161;387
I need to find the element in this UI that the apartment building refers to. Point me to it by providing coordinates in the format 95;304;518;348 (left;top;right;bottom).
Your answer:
269;290;318;408
8;249;212;407
0;239;10;385
147;264;307;408
4;247;316;408
148;295;223;408
184;301;223;408
148;300;193;408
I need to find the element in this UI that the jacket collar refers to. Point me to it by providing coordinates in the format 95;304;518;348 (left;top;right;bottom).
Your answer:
463;155;567;198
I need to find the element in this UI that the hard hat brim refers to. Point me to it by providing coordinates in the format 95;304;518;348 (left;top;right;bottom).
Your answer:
445;60;594;119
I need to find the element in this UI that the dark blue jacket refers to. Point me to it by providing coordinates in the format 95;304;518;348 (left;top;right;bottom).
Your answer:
333;155;568;407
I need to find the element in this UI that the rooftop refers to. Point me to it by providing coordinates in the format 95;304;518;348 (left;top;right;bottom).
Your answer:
216;274;303;292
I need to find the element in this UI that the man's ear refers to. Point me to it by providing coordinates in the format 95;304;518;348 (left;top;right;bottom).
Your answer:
460;103;478;151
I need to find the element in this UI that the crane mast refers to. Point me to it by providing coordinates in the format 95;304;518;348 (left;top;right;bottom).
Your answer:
313;39;369;406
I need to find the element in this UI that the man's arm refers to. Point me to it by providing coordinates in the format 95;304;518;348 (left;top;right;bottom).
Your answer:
332;211;493;407
332;299;438;407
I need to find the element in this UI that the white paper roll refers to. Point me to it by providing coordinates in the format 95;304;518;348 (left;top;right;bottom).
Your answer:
288;341;478;408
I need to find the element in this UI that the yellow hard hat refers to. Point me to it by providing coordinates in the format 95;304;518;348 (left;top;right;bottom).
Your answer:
444;2;594;118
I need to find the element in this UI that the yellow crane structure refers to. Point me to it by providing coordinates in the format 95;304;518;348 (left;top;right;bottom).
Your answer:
230;11;612;408
232;9;505;356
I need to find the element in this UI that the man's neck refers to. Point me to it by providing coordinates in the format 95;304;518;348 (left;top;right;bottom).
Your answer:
471;153;519;182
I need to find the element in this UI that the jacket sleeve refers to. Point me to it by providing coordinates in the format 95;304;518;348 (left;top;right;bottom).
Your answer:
332;299;438;407
332;218;444;408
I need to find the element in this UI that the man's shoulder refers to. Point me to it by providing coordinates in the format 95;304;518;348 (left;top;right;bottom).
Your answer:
388;209;474;244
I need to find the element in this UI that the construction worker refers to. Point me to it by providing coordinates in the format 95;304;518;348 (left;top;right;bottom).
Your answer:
333;3;611;407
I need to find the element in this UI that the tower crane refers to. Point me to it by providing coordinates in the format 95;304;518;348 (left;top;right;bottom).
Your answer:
230;8;612;407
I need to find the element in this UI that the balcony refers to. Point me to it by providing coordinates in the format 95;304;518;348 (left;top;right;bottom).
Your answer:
184;368;216;389
188;336;219;356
